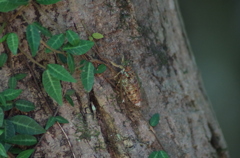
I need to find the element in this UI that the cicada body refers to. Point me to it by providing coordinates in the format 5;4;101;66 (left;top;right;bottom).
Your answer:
120;66;141;106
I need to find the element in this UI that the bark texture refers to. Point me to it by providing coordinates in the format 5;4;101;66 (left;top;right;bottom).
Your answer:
0;0;228;157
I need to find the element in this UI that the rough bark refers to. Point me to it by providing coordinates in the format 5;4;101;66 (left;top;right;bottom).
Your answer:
0;0;228;157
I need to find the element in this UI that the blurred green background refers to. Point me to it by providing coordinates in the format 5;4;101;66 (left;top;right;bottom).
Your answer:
179;0;240;157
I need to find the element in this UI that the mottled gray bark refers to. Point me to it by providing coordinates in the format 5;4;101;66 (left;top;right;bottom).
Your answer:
0;0;228;157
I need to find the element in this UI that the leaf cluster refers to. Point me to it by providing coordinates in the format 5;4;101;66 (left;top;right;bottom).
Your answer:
0;75;45;158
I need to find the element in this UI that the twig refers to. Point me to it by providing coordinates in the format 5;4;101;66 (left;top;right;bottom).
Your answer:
19;47;46;69
40;40;65;55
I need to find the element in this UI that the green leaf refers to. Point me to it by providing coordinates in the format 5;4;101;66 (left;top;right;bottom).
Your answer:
54;116;69;123
45;116;55;130
0;53;7;67
13;73;27;80
92;33;104;39
81;61;94;92
0;1;20;12
0;34;9;43
2;89;22;101
7;33;19;55
42;70;62;105
5;134;37;146
95;64;107;74
16;149;34;158
57;54;67;64
149;113;160;127
11;0;29;5
8;147;23;154
47;64;76;82
63;40;94;55
64;95;74;106
65;89;75;96
9;115;46;135
88;36;93;41
0;143;7;158
0;94;6;107
79;60;88;69
66;30;80;45
149;151;159;158
0;120;15;140
36;0;62;5
8;77;17;89
14;99;35;112
67;53;75;74
0;108;3;127
0;102;13;111
0;129;4;135
26;24;40;57
149;150;170;158
158;151;169;158
32;22;52;37
45;33;65;53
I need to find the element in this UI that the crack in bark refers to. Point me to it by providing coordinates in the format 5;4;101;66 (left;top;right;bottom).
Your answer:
89;90;129;158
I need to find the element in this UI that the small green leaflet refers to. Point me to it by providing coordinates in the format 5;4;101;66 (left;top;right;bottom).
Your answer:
0;120;15;140
45;33;65;53
67;53;75;74
0;1;20;12
45;116;55;130
42;70;63;105
92;33;104;39
88;36;94;41
26;24;41;57
64;95;74;106
57;54;67;64
63;40;94;55
47;64;76;82
36;0;62;5
9;147;23;154
148;151;170;158
9;115;46;135
66;30;80;45
65;89;75;96
14;73;27;80
81;61;94;92
11;0;29;5
33;22;52;37
149;113;160;127
0;94;6;107
95;64;107;74
8;76;17;89
0;143;7;157
16;149;34;158
2;89;22;101
7;33;19;55
45;116;68;130
0;129;4;135
0;102;13;111
0;107;3;127
5;134;37;146
0;53;7;67
0;34;9;43
14;99;35;112
54;116;69;123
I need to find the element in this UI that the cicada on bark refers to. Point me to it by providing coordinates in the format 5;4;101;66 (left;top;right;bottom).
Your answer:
120;66;141;106
111;61;141;106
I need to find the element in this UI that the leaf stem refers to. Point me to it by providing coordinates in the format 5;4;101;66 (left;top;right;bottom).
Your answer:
19;47;46;69
40;40;65;55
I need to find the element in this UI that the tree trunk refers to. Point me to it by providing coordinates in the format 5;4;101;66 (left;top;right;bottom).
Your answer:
0;0;228;157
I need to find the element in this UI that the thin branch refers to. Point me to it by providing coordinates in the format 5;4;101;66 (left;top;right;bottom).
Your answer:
19;47;46;69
